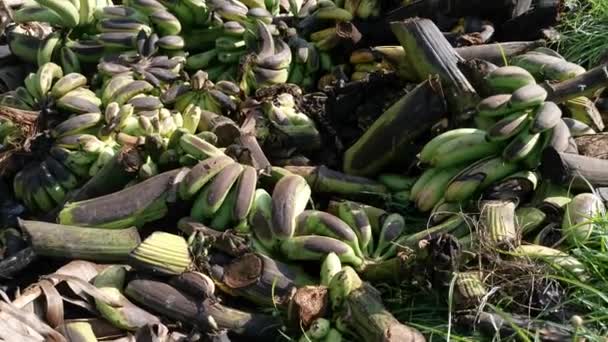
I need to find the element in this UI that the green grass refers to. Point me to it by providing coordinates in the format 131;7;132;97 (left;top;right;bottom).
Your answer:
557;0;608;68
379;210;608;341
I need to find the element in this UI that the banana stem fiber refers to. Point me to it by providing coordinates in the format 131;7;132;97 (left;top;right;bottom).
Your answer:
391;18;480;115
337;270;425;342
19;219;140;262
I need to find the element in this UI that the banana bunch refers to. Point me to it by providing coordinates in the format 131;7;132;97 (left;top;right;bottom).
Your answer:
166;71;239;117
119;0;183;37
96;31;185;88
12;0;111;29
297;0;354;47
158;0;214;29
257;91;322;153
240;22;293;94
14;135;119;212
286;34;326;88
9;0;111;69
6;26;105;72
176;145;258;230
347;48;396;82
409;63;587;212
94;28;185;61
248;174;412;268
0;63;102;115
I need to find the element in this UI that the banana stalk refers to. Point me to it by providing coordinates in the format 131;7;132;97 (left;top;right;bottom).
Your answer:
68;146;143;202
343;76;447;176
19;219;140;261
125;277;282;338
209;252;315;307
541;146;608;190
198;110;241;147
480;200;518;249
391;18;479;115
285;165;387;198
332;268;425;342
177;217;250;257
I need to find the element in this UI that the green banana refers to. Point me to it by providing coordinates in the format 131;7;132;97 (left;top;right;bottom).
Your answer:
51;113;102;138
13;5;64;26
295;210;364;259
271;175;311;240
509;84;548;111
38;161;67;205
418;128;482;163
37;32;61;66
410;168;440;201
321;252;342;286
190;163;243;221
51;73;87;99
249;189;275;251
502;130;541;162
530;102;562;133
445;156;519;203
486;111;531;142
178;133;224;160
415;166;466;212
336;201;373;254
94;265;160;330
485;66;536;93
477;94;519;117
34;0;80;27
373;213;406;258
232;165;258;222
280;235;363;267
431;132;500;168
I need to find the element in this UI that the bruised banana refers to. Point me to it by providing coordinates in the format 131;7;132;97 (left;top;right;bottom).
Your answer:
336;201;373;254
373;213;406;259
249;189;275;251
445;156;519;203
295;210;364;259
190;163;243;221
59;168;184;228
280;235;363;267
271;175;311;240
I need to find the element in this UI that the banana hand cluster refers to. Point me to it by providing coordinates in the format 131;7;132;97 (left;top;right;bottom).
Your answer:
348;48;396;82
286;34;327;88
258;92;321;152
410;59;587;214
13;0;110;29
240;22;293;94
97;32;185;88
248;175;412;268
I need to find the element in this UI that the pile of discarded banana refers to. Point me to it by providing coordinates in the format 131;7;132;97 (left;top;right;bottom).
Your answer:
3;0;608;340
